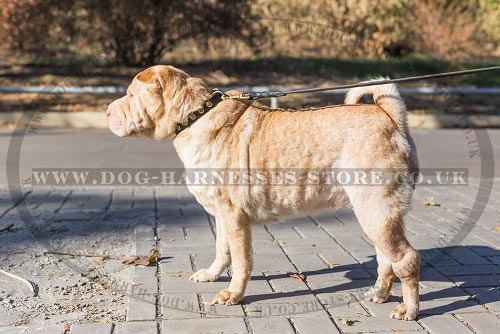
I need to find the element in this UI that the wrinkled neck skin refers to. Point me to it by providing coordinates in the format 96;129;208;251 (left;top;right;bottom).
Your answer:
172;98;249;170
154;77;212;140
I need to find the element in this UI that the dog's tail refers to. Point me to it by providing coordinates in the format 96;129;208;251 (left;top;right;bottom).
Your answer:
344;77;407;131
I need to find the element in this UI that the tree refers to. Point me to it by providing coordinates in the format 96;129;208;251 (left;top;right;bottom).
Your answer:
85;0;260;65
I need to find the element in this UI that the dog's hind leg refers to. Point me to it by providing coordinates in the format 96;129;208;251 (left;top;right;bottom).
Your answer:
364;246;396;303
190;217;231;282
346;186;420;321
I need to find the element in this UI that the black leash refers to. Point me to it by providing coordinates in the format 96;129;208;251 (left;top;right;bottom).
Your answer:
175;65;500;135
222;66;500;100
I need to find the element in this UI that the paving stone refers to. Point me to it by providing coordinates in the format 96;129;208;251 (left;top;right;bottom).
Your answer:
135;240;157;256
158;226;185;241
347;251;378;268
333;316;423;333
266;225;303;240
134;224;155;240
126;294;156;321
251;239;284;254
335;236;374;252
26;327;65;334
419;299;487;315
69;323;113;334
160;244;215;255
277;238;337;248
419;268;456;288
201;293;245;317
162;318;247;334
443;247;491;265
318;251;361;268
361;297;486;317
293;224;331;239
318;292;371;317
287;254;329;272
192;253;219;270
161;280;272;295
291;316;341;334
267;274;310;292
160;254;193;271
115;321;157;334
308;278;374;294
282;242;344;255
435;265;500;276
420;249;462;267
0;327;29;334
305;268;372;282
486;256;500;264
463;287;500;312
458;312;500;334
249;318;295;334
393;286;470;301
244;294;327;317
252;253;297;272
252;226;273;240
419;314;473;334
449;275;500;287
161;293;201;319
132;266;158;294
185;226;214;244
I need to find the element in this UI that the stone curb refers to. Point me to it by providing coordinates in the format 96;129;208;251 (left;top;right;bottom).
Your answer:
1;112;500;129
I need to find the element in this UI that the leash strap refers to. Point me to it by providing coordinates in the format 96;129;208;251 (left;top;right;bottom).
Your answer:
175;65;500;135
222;66;500;100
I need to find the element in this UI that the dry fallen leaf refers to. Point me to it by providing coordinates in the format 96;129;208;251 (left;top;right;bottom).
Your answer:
422;197;441;206
326;262;340;269
494;226;500;232
121;255;141;265
121;248;159;266
167;271;187;277
287;272;306;280
92;256;106;266
147;248;159;264
340;318;359;326
63;324;70;331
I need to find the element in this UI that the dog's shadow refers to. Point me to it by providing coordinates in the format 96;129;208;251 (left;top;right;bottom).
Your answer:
240;245;500;317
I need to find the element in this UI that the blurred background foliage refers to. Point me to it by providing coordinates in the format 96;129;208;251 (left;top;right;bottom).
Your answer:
0;0;498;66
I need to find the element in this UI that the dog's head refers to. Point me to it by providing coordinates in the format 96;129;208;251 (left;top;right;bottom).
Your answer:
106;65;210;140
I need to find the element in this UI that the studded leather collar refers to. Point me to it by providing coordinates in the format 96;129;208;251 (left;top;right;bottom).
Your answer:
174;89;225;136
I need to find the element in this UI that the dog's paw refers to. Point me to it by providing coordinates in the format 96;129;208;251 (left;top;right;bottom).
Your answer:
211;289;243;306
389;303;418;321
364;286;390;304
190;269;219;282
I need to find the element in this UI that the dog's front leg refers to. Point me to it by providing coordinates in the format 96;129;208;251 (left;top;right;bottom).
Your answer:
212;213;252;305
190;216;231;282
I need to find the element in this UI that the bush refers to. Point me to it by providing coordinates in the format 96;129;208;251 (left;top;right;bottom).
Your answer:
0;0;497;65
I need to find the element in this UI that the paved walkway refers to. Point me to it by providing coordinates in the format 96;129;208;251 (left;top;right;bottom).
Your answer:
0;180;499;333
0;128;499;333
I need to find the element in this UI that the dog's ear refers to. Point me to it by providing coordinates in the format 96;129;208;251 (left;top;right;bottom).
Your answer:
134;65;210;140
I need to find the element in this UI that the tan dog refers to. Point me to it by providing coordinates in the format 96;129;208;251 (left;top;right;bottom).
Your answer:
107;65;421;320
